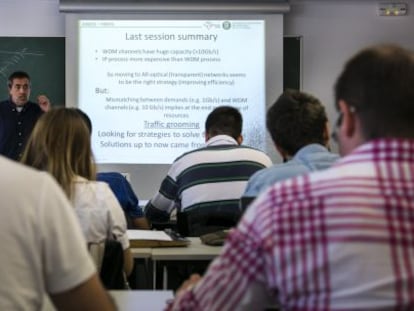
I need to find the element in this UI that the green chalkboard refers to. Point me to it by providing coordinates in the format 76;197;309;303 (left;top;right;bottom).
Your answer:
283;36;302;91
0;37;65;106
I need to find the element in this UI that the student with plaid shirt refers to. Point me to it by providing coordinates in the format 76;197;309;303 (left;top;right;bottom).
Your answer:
167;44;414;310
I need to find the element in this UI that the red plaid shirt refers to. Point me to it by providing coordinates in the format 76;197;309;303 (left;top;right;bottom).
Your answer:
167;139;414;310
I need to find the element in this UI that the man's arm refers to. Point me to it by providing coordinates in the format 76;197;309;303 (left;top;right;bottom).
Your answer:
144;201;171;223
145;175;179;223
242;169;263;198
123;248;134;277
37;95;51;112
113;177;151;229
167;228;273;310
97;172;151;230
50;274;116;311
175;274;202;296
131;216;151;229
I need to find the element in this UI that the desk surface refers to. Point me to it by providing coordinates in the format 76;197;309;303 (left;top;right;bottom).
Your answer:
131;247;152;259
151;237;222;261
130;237;223;260
110;290;173;311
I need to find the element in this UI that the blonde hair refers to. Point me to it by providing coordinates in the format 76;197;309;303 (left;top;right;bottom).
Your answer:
21;107;96;199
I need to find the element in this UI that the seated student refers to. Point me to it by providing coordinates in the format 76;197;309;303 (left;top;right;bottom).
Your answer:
97;172;150;229
243;89;339;197
167;44;414;310
21;107;133;277
145;106;272;236
74;108;150;230
0;155;115;310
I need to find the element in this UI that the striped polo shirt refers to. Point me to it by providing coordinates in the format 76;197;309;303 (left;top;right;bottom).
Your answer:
145;135;272;222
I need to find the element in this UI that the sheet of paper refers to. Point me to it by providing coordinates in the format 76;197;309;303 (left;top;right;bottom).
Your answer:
127;230;172;241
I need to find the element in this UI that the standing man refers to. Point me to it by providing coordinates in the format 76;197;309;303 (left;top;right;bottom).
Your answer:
145;106;272;236
167;45;414;309
0;71;50;160
243;90;339;197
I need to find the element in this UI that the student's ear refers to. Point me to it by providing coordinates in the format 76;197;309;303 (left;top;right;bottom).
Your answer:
275;144;289;161
338;100;356;139
337;99;365;156
205;132;210;142
323;122;330;146
236;134;243;145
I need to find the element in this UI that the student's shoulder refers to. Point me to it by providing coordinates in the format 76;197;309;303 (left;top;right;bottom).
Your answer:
97;172;125;183
267;163;347;202
173;146;210;162
237;145;272;164
0;99;11;112
73;177;114;195
88;179;114;192
1;156;50;185
249;161;302;184
237;145;270;156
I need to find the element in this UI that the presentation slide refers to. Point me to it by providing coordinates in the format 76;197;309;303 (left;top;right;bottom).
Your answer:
78;19;266;164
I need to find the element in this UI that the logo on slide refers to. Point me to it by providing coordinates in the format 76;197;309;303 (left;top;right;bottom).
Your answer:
204;21;220;30
222;21;231;30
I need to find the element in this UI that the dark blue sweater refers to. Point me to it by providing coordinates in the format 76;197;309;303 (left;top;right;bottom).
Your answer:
0;99;43;160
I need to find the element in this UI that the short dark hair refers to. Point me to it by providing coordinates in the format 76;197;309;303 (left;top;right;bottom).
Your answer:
8;71;30;89
335;44;414;139
205;106;242;140
74;108;92;134
267;90;327;156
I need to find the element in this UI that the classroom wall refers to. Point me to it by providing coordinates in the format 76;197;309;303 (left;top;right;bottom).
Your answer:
0;0;64;36
285;0;414;150
3;0;414;150
1;0;414;196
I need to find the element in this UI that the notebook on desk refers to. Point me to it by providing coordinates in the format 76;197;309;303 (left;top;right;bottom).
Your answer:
127;229;190;248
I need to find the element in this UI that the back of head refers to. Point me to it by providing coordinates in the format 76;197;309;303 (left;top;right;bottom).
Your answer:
74;108;93;134
205;106;242;140
21;107;95;198
335;44;414;140
267;90;328;156
7;71;30;89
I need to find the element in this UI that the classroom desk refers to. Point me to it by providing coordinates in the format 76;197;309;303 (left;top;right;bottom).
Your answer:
151;237;222;261
131;247;152;259
129;248;153;289
151;237;222;289
110;290;173;311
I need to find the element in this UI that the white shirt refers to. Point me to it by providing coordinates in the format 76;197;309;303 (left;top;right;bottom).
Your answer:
0;156;95;310
72;176;130;250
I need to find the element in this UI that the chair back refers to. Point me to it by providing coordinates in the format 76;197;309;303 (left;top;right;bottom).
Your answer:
89;239;128;289
88;241;106;273
177;204;241;237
